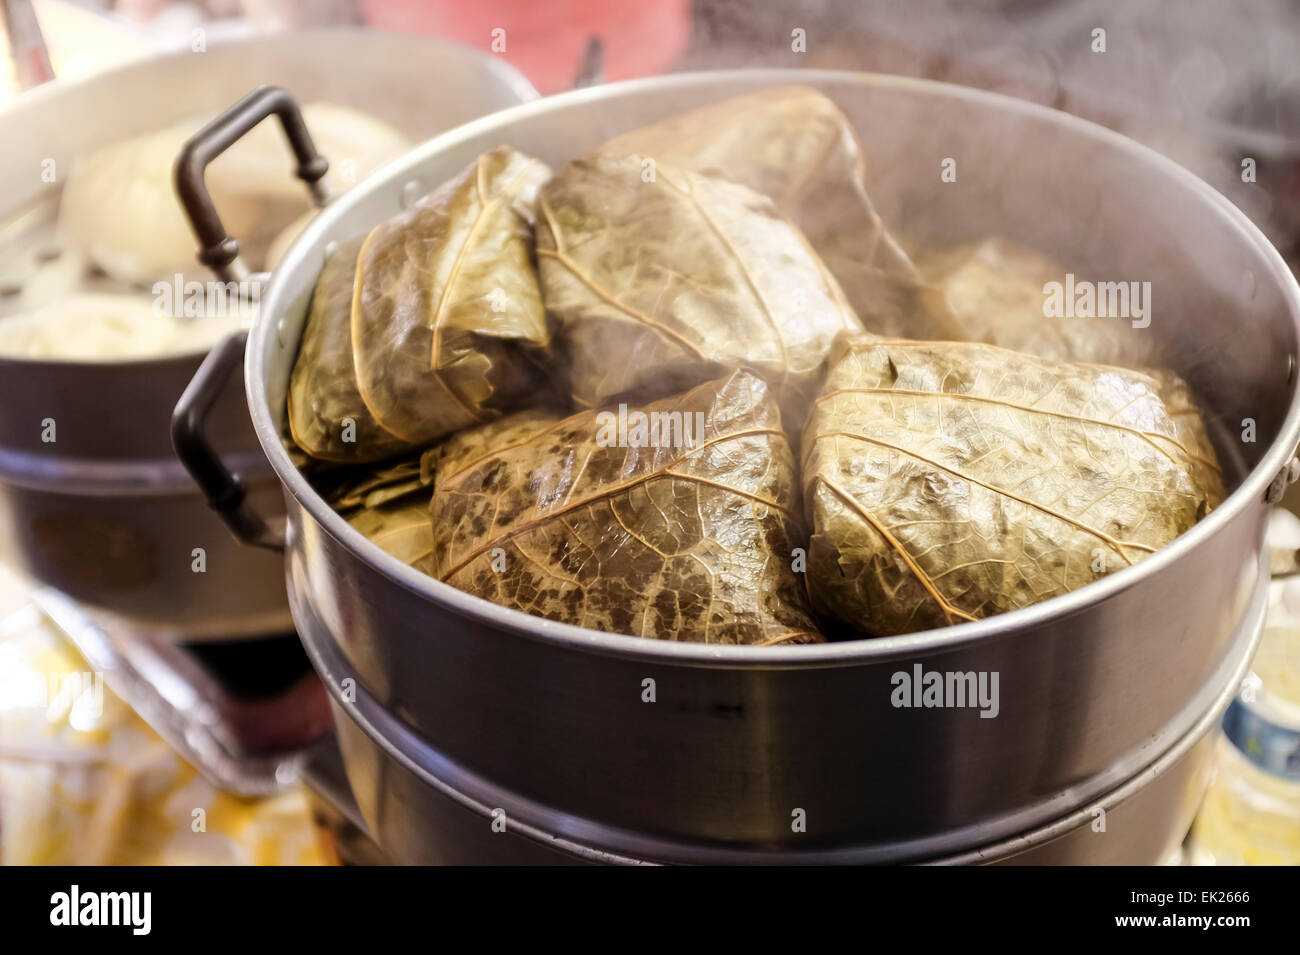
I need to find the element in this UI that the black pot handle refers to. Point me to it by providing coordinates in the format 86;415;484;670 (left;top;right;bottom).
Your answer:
174;84;329;282
171;86;330;552
171;331;284;551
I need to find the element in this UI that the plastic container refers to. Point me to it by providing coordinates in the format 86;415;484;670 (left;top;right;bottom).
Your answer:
1188;515;1300;865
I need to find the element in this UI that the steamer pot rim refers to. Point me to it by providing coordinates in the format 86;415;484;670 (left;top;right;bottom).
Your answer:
253;68;1300;667
0;24;540;129
0;350;215;371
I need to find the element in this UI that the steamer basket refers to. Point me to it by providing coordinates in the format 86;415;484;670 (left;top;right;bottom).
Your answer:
175;71;1300;860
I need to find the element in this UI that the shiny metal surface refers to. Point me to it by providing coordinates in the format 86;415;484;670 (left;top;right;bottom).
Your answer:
301;550;1263;863
245;72;1300;859
0;30;537;638
0;344;291;637
951;613;1258;866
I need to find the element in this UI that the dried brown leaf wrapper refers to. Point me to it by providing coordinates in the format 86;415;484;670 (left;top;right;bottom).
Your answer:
351;147;553;447
916;238;1158;368
600;86;960;341
348;502;434;576
323;457;436;575
288;236;412;462
802;337;1224;636
431;370;823;645
325;456;431;514
536;152;860;422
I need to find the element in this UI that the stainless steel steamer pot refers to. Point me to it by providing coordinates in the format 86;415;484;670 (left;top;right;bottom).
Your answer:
313;590;1262;864
175;71;1300;862
0;30;536;638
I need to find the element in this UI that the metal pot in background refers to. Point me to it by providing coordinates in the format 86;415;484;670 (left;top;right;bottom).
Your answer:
0;29;537;639
175;71;1300;862
0;348;292;637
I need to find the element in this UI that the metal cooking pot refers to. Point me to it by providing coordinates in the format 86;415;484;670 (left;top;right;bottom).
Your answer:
0;29;536;638
175;71;1300;862
310;588;1262;864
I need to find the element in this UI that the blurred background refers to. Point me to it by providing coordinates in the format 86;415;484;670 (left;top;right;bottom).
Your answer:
5;0;1299;256
0;0;1297;866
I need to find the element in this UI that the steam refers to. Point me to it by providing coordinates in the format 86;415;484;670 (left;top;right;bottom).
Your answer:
682;0;1300;252
677;0;1300;466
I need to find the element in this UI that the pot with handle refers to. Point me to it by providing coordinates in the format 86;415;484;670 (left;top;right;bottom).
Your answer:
174;71;1300;862
0;29;538;638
